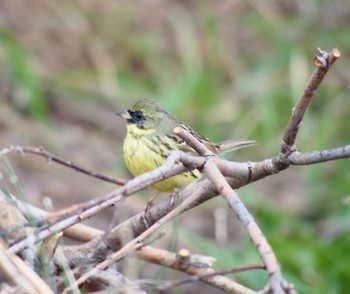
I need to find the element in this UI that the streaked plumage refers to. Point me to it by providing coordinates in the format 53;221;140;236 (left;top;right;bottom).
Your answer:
117;98;255;192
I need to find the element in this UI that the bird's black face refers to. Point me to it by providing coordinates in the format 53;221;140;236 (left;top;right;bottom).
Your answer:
127;110;147;129
117;108;147;129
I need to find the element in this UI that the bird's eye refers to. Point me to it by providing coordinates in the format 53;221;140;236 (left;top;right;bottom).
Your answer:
133;111;144;122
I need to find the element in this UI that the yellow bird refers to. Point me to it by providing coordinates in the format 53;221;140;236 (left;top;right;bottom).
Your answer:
117;99;255;192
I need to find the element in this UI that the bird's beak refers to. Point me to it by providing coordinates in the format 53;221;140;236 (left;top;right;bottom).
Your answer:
116;109;132;120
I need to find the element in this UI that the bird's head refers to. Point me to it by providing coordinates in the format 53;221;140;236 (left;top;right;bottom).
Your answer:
116;98;178;135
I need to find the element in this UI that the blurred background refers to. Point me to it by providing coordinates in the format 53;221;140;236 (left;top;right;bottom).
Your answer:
0;0;350;293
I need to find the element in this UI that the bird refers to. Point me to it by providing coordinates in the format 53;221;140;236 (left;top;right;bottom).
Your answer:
117;98;255;193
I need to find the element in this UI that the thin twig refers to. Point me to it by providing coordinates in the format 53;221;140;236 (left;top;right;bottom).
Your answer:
0;145;127;185
281;48;341;155
157;263;265;292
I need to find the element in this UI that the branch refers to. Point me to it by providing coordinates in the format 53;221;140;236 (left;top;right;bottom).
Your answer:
62;185;207;293
9;152;188;253
203;160;284;293
58;224;257;294
74;142;350;256
155;262;264;293
281;48;341;155
171;128;289;294
0;145;127;185
287;145;350;165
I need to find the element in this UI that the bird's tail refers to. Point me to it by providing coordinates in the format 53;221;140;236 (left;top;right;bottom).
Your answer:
217;140;257;154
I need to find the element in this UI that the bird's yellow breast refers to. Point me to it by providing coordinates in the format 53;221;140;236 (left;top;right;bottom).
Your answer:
123;124;200;192
123;125;161;177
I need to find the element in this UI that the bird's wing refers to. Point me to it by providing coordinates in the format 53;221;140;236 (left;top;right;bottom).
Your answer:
176;124;219;154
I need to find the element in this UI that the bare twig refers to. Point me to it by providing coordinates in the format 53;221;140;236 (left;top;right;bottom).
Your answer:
287;145;350;165
157;263;264;293
281;48;341;155
0;145;127;185
204;159;284;293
